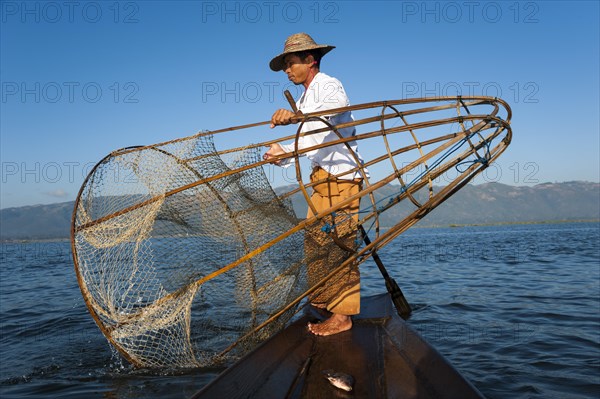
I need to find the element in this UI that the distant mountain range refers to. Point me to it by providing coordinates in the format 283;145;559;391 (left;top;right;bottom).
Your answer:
1;181;598;241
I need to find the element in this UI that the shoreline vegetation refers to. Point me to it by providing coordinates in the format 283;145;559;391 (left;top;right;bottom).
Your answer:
445;219;600;228
2;219;598;244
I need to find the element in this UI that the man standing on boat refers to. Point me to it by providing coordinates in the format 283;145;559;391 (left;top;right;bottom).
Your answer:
264;33;367;336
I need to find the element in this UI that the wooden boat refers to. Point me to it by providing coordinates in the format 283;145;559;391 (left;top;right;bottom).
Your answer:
191;293;485;398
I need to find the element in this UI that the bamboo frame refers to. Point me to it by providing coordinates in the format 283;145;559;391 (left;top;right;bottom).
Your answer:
71;96;512;367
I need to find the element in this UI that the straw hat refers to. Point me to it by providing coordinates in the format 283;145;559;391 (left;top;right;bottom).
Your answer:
269;33;335;72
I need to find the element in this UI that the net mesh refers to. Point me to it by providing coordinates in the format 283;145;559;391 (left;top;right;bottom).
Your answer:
74;135;308;367
72;97;512;368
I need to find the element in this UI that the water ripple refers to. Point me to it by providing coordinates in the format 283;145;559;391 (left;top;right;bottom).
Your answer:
1;223;599;398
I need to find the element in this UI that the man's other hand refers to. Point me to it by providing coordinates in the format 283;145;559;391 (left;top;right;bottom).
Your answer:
263;143;286;165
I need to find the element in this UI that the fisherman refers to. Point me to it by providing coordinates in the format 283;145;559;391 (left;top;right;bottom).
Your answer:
264;33;367;336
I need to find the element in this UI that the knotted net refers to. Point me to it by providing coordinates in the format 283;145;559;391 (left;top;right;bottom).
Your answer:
73;135;309;367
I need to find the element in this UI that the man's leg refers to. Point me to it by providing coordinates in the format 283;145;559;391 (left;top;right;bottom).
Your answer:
306;169;362;335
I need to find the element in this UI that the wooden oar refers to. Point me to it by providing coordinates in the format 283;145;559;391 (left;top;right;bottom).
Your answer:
360;225;412;319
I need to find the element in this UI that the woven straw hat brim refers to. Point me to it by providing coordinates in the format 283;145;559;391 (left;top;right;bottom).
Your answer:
269;44;335;72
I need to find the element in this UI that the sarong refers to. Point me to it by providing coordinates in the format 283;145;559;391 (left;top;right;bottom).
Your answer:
305;167;362;315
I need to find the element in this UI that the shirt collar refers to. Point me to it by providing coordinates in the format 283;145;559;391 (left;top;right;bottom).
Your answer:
299;72;323;105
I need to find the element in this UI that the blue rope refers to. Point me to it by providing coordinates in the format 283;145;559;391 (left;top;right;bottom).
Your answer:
455;131;492;172
321;224;332;233
320;212;337;233
316;125;495;240
372;132;476;213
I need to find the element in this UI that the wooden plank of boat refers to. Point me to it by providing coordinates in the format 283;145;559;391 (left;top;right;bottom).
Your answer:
191;293;485;399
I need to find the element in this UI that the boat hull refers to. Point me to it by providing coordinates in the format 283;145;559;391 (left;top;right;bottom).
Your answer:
191;293;484;398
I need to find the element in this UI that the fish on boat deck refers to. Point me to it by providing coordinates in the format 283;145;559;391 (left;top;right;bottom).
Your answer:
322;369;355;392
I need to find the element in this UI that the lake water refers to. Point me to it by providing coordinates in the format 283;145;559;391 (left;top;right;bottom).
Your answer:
1;222;598;398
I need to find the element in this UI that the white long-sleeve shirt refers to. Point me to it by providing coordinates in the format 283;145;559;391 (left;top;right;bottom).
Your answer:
279;72;367;180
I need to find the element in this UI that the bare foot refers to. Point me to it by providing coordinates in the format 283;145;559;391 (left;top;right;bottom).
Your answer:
308;313;352;336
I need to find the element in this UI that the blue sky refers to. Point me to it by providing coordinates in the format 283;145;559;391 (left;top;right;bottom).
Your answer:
1;0;599;209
